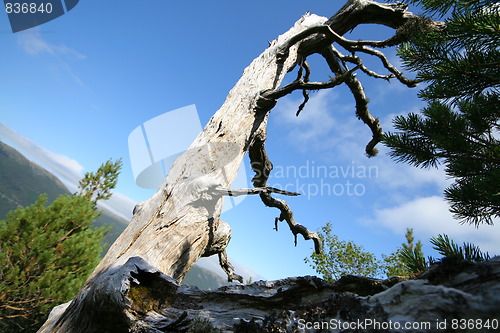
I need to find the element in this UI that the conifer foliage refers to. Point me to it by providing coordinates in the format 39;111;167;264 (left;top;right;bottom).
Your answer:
383;0;500;225
0;159;121;332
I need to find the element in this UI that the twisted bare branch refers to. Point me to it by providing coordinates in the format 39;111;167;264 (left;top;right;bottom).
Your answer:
261;65;359;100
261;2;430;159
248;133;322;254
218;250;243;283
319;45;383;157
246;0;430;253
214;186;300;197
285;23;420;88
297;58;311;116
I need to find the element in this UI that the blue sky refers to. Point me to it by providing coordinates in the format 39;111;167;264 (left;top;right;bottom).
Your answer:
1;0;498;281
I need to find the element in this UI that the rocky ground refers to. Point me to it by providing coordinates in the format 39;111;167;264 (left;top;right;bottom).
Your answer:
41;256;500;332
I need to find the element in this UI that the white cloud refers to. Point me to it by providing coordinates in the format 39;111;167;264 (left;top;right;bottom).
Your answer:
272;90;449;194
368;107;452;194
274;91;496;254
272;89;373;159
277;89;338;147
266;60;500;268
372;148;451;193
371;195;500;255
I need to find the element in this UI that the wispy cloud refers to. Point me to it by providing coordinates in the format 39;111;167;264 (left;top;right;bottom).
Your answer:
16;30;88;88
372;147;451;194
277;89;338;147
273;89;361;156
17;30;86;59
270;89;499;257
273;89;450;194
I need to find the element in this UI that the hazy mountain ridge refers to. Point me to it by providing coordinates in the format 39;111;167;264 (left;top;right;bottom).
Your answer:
0;141;227;290
0;141;69;216
182;264;228;290
0;140;129;248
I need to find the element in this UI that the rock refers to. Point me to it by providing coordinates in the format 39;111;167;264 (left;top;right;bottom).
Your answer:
39;256;500;332
331;275;408;296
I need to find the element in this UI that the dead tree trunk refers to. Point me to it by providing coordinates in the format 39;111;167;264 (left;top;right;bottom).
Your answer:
39;1;439;331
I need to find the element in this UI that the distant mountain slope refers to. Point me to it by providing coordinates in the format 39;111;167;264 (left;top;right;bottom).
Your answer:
94;208;129;253
0;141;227;290
0;140;70;218
0;140;128;245
182;264;228;290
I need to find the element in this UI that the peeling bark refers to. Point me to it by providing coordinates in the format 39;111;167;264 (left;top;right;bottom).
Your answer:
39;1;439;331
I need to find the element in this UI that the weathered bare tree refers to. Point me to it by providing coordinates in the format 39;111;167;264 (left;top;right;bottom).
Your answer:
39;0;441;331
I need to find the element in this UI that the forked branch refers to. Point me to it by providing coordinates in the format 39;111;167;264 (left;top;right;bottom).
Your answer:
279;23;419;88
261;65;360;101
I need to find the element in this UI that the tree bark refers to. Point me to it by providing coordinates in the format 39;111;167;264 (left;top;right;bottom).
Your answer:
39;1;434;331
40;256;500;332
